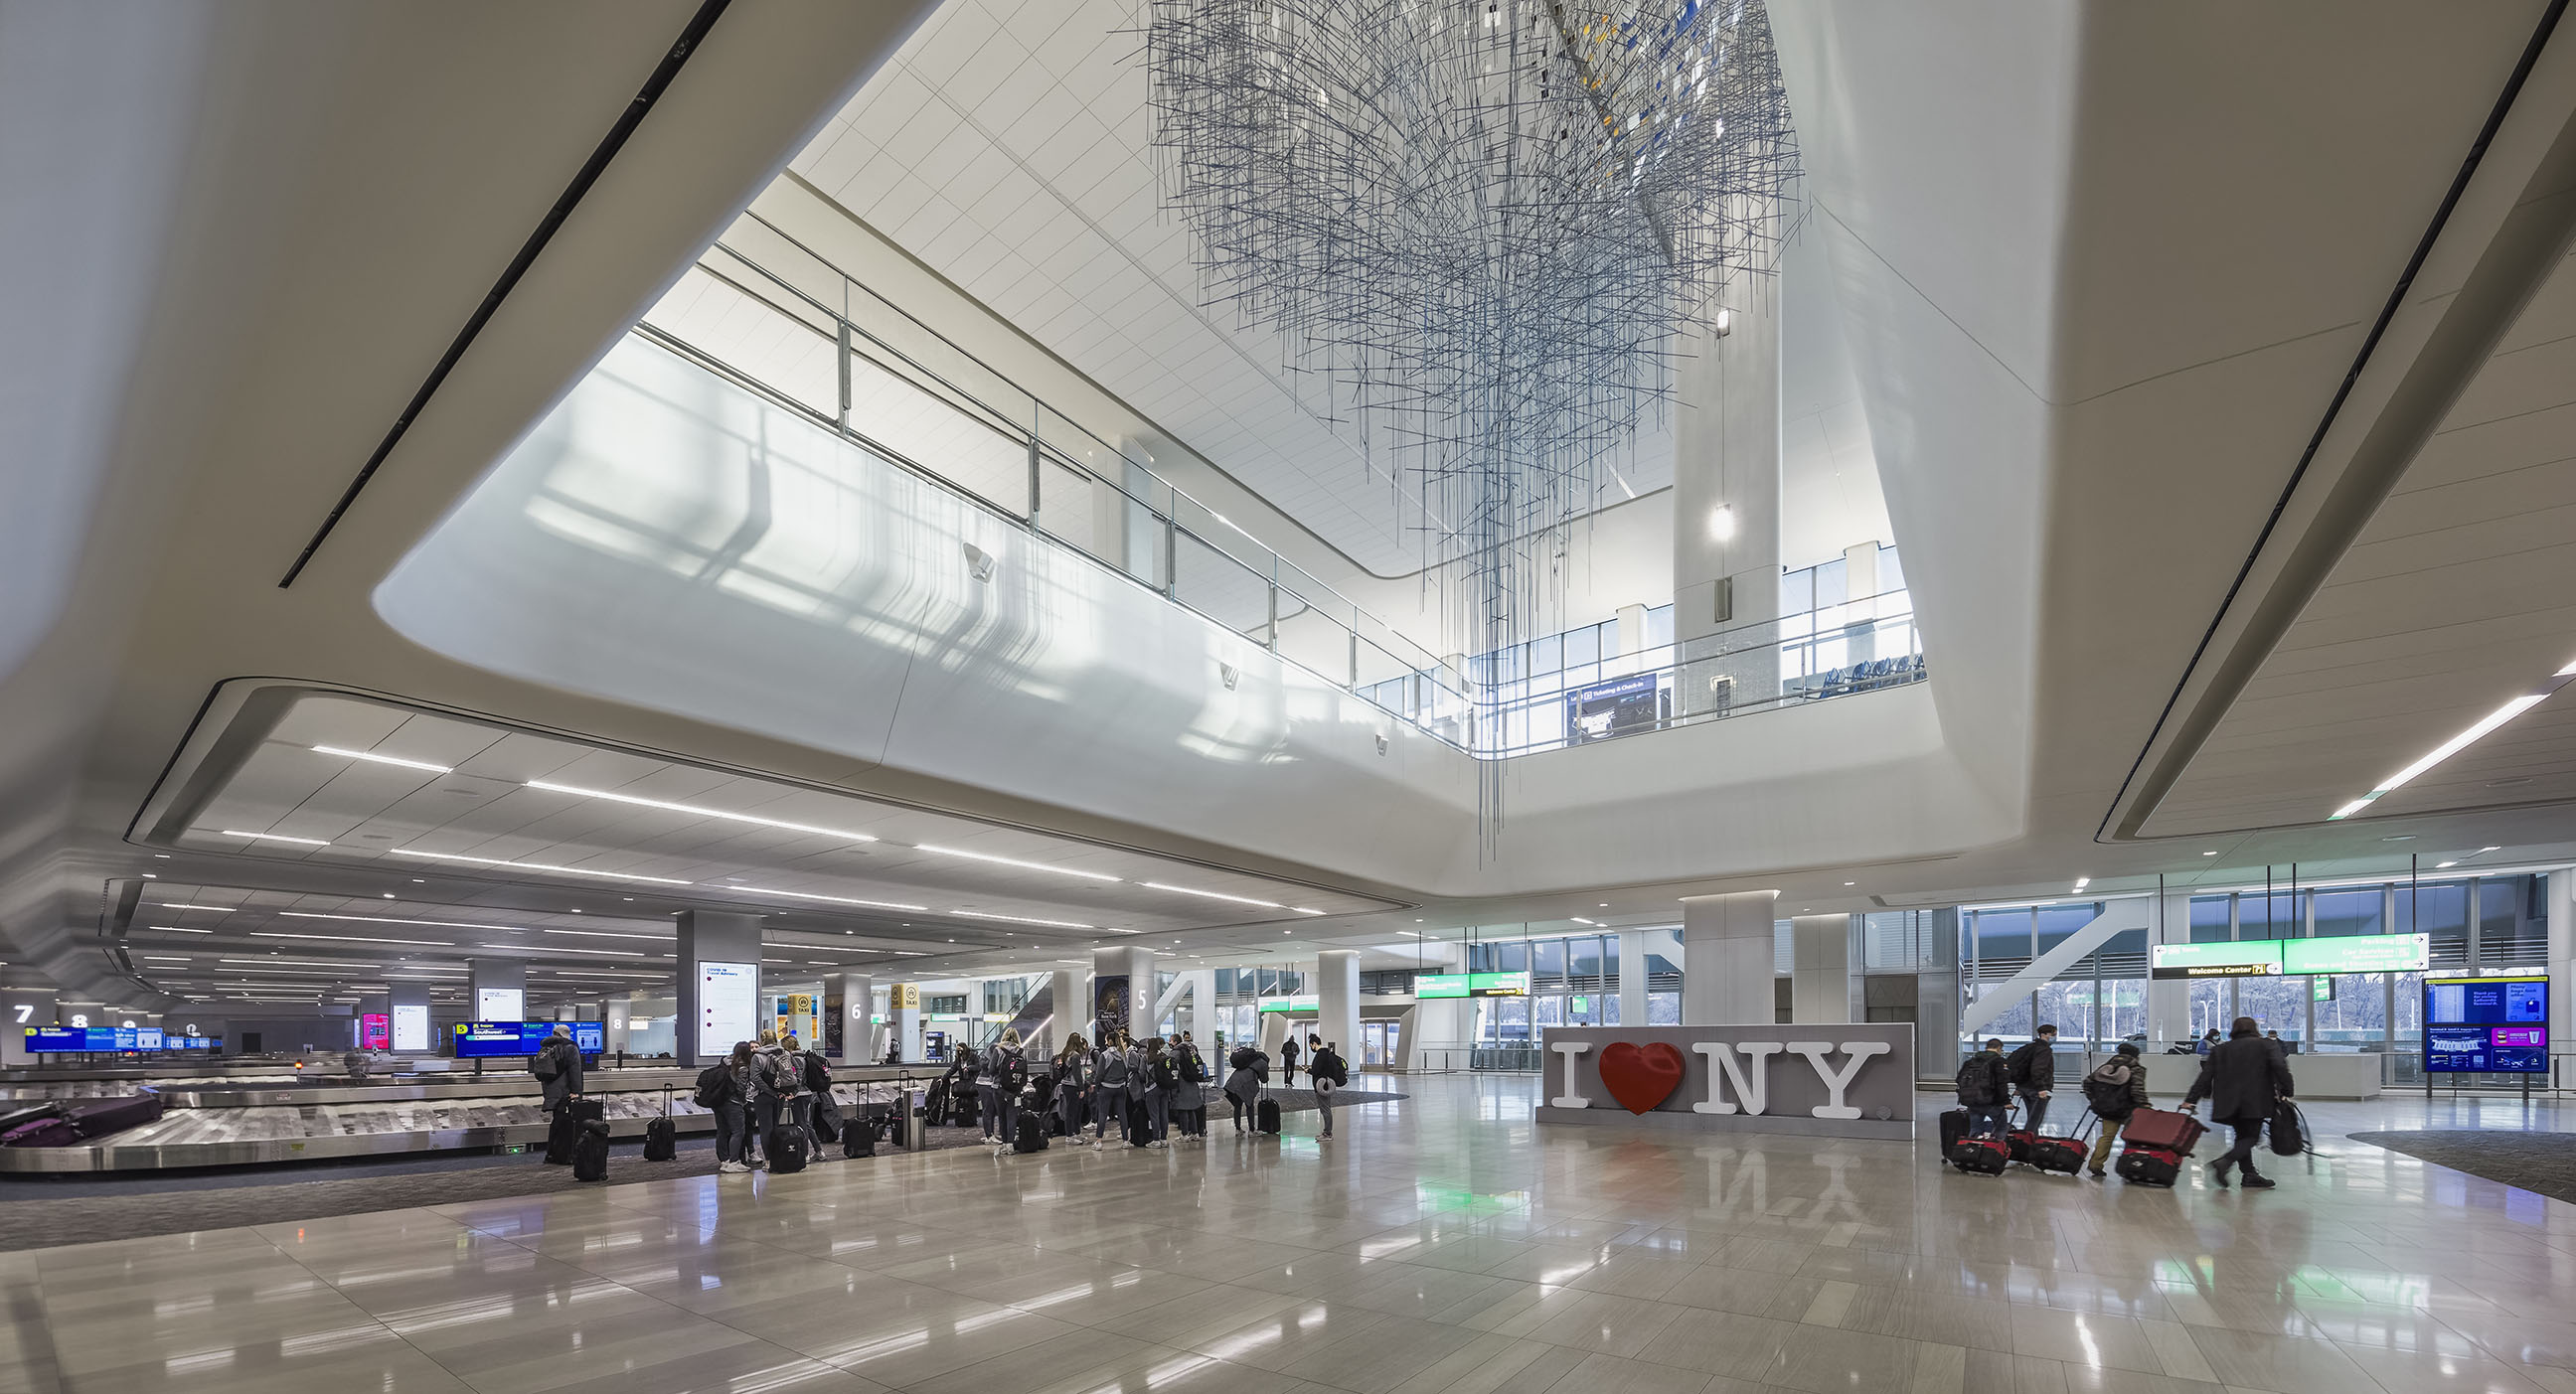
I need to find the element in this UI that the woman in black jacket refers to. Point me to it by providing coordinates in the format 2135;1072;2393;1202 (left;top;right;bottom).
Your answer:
2183;1016;2295;1188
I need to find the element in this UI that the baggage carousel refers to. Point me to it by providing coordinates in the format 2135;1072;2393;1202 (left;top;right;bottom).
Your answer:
0;1065;926;1173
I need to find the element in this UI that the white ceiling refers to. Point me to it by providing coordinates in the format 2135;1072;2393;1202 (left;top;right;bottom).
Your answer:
788;0;1672;576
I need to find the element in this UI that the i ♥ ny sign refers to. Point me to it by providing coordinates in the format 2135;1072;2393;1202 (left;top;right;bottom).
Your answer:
1535;1024;1915;1137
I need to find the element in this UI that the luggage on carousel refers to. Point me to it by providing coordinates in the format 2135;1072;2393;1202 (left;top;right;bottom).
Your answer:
0;1094;169;1149
571;1120;611;1182
1255;1096;1281;1135
642;1115;677;1162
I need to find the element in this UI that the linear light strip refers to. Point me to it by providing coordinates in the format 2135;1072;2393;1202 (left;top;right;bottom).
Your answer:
249;931;454;947
222;830;331;846
477;943;674;959
312;745;455;774
912;845;1121;882
389;849;693;884
538;928;671;941
281;911;532;932
1141;881;1279;909
145;927;214;934
2329;687;2559;820
526;780;880;844
948;909;1093;929
726;885;928;912
156;904;236;912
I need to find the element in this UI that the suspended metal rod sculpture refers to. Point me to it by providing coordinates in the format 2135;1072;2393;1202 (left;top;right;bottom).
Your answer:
1148;0;1797;834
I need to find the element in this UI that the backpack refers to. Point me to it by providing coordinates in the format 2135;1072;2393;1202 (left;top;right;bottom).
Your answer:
1315;1051;1348;1086
1151;1057;1178;1090
2004;1042;2041;1089
1955;1053;2004;1107
802;1051;830;1093
2082;1060;2133;1115
532;1045;562;1082
999;1049;1028;1093
691;1064;726;1109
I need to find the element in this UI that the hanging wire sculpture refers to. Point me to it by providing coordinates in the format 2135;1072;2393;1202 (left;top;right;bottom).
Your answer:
1148;0;1797;833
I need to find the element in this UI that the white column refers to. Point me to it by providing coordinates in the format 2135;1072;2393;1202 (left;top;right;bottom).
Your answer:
1048;968;1084;1052
2551;869;2576;1088
0;989;55;1067
1683;890;1779;1023
1618;930;1652;1028
2148;889;2192;1049
1791;913;1854;1023
1315;950;1361;1065
1674;264;1783;715
893;984;920;1062
1177;969;1217;1063
604;998;633;1054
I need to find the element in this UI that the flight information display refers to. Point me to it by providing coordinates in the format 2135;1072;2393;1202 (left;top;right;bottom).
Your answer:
2423;975;2548;1074
451;1021;605;1058
25;1027;161;1051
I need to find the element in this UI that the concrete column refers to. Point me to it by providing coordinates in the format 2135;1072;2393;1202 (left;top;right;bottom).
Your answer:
828;973;874;1061
1090;947;1155;1039
892;983;920;1062
604;998;633;1054
1682;890;1778;1023
1048;968;1083;1053
466;959;525;1021
387;979;432;1054
1917;908;1961;1075
1615;602;1650;659
1618;930;1652;1028
1791;913;1855;1023
676;910;764;1068
1674;255;1783;715
2147;889;2193;1050
2551;869;2576;1088
0;989;55;1067
1314;950;1361;1065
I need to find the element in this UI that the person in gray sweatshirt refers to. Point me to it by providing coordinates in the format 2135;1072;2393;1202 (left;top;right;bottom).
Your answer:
1090;1029;1132;1144
1140;1038;1174;1149
1223;1045;1268;1133
979;1028;1025;1145
1053;1036;1094;1146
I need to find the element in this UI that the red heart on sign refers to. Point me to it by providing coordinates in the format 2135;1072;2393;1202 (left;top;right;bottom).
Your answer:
1597;1041;1686;1114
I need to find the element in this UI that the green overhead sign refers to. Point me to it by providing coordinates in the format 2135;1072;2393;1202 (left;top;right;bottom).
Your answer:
1256;994;1319;1013
2153;932;2427;980
1415;974;1469;999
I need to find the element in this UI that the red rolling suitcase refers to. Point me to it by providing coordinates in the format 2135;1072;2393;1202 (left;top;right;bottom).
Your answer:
2114;1108;2204;1187
1949;1133;2010;1174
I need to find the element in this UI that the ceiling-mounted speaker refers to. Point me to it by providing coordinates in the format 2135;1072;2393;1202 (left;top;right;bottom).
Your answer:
1219;663;1239;690
962;542;996;582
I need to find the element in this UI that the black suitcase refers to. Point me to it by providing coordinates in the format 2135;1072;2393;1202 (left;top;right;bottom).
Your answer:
1936;1108;1969;1164
2116;1145;2183;1186
767;1125;809;1174
2021;1132;2087;1175
844;1115;877;1159
545;1097;603;1164
810;1093;842;1145
1126;1098;1152;1147
1255;1097;1281;1135
571;1120;611;1181
1015;1114;1048;1154
642;1116;676;1162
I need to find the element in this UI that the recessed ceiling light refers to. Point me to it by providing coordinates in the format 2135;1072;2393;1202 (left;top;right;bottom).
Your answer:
524;779;881;844
2201;851;2217;856
312;745;454;773
1570;917;1597;926
221;830;330;846
1143;882;1281;909
912;845;1119;881
2437;860;2459;868
728;885;928;912
2330;691;2558;820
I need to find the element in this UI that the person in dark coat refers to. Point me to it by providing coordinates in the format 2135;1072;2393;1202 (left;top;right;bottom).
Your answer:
532;1024;583;1114
1955;1038;2011;1138
2005;1024;2058;1134
2080;1041;2151;1178
2183;1015;2294;1188
1280;1035;1301;1087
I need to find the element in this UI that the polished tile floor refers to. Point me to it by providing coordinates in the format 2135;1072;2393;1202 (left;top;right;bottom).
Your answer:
7;1074;2576;1394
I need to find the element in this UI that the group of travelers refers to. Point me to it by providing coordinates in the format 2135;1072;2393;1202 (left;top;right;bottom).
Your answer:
1954;1015;2295;1187
690;1028;831;1173
1046;1026;1214;1147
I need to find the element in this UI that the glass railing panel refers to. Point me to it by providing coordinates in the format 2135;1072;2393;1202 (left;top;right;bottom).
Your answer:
1271;592;1355;688
1171;529;1272;645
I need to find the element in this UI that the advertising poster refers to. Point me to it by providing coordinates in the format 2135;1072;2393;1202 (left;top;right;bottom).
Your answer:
698;960;757;1059
361;1013;390;1050
391;1003;430;1052
1093;974;1130;1038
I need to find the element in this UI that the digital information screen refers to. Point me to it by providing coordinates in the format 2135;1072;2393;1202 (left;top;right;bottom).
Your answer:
1415;974;1469;999
451;1021;605;1058
1565;674;1664;744
2424;975;2548;1074
474;988;525;1021
26;1027;160;1051
1255;994;1319;1013
698;961;757;1058
1469;971;1530;997
391;1003;429;1052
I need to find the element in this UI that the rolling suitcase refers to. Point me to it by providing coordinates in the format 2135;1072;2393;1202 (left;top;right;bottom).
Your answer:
1949;1133;2010;1175
767;1125;809;1174
845;1115;877;1159
1255;1097;1281;1135
2115;1146;2183;1187
1936;1108;1970;1164
642;1116;676;1162
2119;1107;2205;1156
545;1098;602;1164
571;1120;611;1181
1015;1113;1048;1154
2019;1123;2089;1176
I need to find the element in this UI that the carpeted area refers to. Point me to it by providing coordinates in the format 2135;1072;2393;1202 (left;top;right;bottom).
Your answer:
2347;1129;2576;1204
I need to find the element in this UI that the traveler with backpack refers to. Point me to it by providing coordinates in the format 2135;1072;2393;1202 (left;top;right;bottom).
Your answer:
1090;1029;1132;1145
1170;1035;1208;1141
696;1041;757;1173
2080;1040;2151;1178
2005;1024;2058;1135
1307;1035;1348;1139
1141;1038;1175;1147
757;1030;806;1140
1955;1038;2011;1139
1054;1036;1094;1145
981;1029;1027;1145
1224;1044;1268;1133
1280;1035;1301;1087
531;1023;583;1115
2183;1016;2295;1189
799;1039;839;1143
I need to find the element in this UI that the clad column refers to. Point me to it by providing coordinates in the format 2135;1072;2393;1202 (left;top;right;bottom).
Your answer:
1090;947;1156;1039
467;960;525;1021
828;973;873;1061
676;910;764;1068
1681;891;1778;1023
892;984;920;1062
2551;869;2576;1089
1673;255;1784;716
0;989;55;1066
1314;950;1361;1065
1618;930;1651;1029
1791;914;1856;1022
1048;968;1084;1052
2147;887;2193;1051
604;998;633;1055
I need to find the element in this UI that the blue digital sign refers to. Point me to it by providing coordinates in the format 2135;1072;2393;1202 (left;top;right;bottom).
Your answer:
26;1027;148;1052
2424;976;2549;1074
452;1021;604;1058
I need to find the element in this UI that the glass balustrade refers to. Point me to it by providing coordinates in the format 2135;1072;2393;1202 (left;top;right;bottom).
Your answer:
636;215;1927;760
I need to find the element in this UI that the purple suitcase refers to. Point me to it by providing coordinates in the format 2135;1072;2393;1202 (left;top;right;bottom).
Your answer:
0;1094;164;1147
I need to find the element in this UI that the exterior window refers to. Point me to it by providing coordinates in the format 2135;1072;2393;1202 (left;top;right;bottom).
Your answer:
1647;993;1682;1024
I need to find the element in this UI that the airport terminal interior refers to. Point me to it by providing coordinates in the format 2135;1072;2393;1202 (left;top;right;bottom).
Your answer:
15;1;2576;1391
